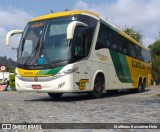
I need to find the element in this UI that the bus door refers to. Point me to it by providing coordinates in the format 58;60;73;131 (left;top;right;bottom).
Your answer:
73;26;91;92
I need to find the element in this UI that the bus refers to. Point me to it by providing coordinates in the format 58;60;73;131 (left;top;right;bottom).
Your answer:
6;10;151;98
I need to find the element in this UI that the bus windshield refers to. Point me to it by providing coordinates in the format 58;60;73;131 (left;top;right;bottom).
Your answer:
17;17;72;66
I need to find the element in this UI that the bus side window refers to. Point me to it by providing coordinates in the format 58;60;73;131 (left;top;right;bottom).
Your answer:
122;39;128;54
95;23;110;50
75;34;84;56
74;26;88;57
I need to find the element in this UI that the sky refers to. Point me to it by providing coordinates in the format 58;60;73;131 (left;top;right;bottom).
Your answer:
0;0;160;59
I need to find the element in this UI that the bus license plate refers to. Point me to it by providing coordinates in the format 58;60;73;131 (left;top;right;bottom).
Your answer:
32;85;42;89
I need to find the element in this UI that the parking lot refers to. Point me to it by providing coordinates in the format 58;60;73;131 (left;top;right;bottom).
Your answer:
0;86;160;130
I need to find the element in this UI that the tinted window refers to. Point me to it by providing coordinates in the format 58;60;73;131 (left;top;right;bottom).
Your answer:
72;15;98;61
73;15;97;60
95;24;111;50
74;27;86;57
77;15;97;56
142;49;151;63
95;22;150;63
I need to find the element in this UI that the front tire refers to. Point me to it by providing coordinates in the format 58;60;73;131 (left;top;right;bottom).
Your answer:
48;93;63;99
88;77;104;98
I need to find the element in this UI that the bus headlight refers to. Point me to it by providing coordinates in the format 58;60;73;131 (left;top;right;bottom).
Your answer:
52;68;77;80
15;68;22;79
16;73;22;79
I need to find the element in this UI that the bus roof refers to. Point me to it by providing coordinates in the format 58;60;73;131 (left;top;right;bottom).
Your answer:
31;10;99;22
31;10;148;51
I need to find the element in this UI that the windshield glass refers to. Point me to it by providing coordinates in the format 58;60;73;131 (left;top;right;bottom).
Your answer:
18;21;44;65
17;17;72;65
42;17;71;64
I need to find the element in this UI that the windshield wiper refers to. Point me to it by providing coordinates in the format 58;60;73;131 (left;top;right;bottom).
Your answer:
41;44;50;64
49;59;68;64
24;38;41;66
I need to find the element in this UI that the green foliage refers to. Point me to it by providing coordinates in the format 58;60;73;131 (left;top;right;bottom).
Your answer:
7;66;15;73
148;39;160;84
9;74;16;91
149;40;160;56
124;28;143;44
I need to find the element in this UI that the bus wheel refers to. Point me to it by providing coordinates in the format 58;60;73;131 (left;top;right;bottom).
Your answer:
142;81;146;92
88;76;104;98
137;81;144;93
48;93;63;99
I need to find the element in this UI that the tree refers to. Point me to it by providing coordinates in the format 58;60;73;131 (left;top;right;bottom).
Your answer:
124;28;143;44
7;65;15;73
148;39;160;84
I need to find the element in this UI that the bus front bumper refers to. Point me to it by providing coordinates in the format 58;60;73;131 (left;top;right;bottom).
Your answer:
15;74;73;93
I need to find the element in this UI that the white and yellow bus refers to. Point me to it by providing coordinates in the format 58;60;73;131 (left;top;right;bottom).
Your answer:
6;10;151;98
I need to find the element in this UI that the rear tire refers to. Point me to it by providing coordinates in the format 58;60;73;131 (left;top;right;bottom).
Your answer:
48;93;63;99
136;81;145;93
88;76;104;99
142;81;146;92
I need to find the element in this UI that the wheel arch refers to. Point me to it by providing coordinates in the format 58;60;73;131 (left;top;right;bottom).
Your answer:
138;76;143;85
91;71;105;91
138;76;146;87
143;76;146;84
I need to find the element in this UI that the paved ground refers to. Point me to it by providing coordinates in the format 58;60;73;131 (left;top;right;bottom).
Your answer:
0;86;160;131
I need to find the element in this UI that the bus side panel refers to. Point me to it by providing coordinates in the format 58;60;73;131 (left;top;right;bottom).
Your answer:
92;49;133;90
73;60;91;92
126;56;152;88
107;50;133;90
147;73;152;87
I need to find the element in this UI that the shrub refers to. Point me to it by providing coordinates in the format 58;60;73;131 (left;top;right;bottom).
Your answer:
9;74;16;91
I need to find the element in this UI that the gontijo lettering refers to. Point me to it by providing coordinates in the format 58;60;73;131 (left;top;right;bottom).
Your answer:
132;61;145;69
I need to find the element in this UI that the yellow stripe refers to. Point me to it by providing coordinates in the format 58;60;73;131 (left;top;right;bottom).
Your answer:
31;10;99;22
17;68;40;77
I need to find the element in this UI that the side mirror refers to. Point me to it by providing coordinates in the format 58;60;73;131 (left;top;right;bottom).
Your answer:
6;30;23;45
67;21;88;40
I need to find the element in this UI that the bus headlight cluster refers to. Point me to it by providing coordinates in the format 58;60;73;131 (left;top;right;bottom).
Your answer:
16;73;22;79
52;68;77;80
15;68;22;79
